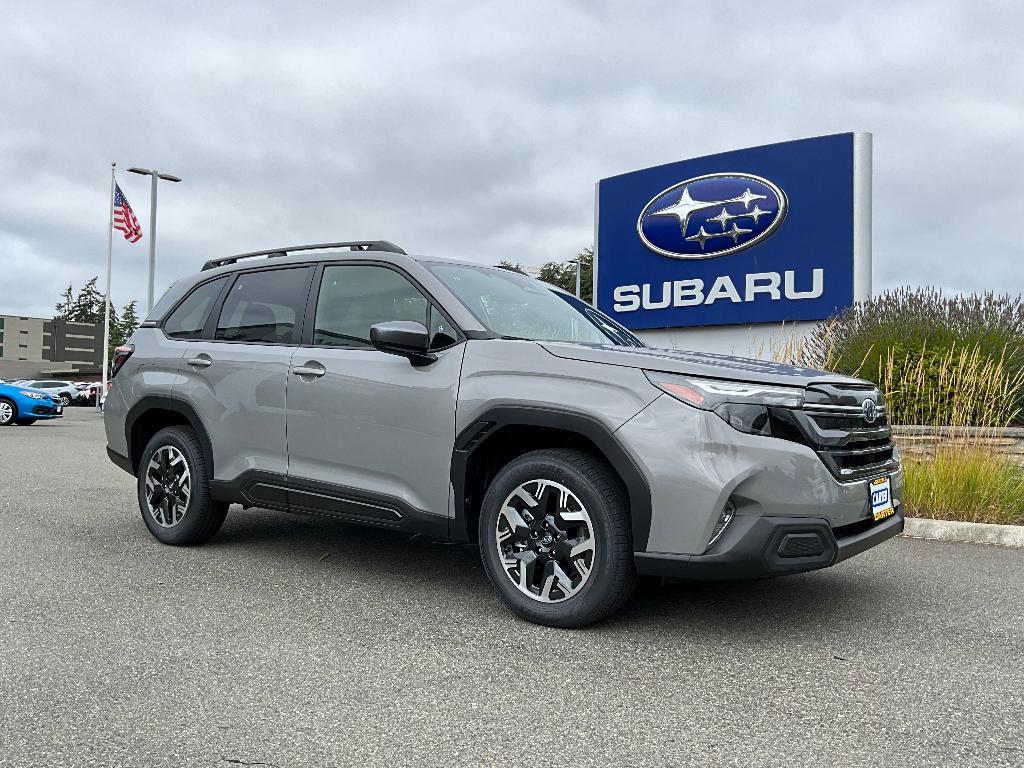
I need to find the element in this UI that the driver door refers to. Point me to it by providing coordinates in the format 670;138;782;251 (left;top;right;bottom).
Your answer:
285;263;464;522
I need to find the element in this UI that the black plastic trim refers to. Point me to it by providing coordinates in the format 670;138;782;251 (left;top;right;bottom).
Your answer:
202;240;406;271
450;406;653;549
634;510;904;579
123;395;215;476
106;446;133;475
209;470;449;538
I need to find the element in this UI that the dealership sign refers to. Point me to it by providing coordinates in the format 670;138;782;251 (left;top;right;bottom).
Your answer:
595;133;871;330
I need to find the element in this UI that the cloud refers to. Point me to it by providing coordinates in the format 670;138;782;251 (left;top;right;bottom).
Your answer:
1;0;1021;316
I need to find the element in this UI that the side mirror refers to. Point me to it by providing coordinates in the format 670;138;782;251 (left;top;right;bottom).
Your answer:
370;321;437;367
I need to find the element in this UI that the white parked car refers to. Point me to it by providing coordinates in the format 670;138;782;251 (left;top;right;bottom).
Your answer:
15;379;80;408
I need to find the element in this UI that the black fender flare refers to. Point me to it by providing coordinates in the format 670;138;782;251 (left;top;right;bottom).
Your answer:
124;395;215;476
450;405;653;551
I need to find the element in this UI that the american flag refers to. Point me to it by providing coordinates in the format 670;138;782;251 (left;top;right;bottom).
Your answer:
112;183;143;243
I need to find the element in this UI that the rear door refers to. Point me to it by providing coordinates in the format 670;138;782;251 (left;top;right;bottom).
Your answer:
174;265;313;483
285;263;464;522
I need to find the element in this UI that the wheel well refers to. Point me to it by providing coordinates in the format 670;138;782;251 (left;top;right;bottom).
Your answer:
128;408;195;474
460;425;628;542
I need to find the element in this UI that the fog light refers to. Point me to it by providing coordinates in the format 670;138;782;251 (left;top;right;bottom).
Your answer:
706;501;735;551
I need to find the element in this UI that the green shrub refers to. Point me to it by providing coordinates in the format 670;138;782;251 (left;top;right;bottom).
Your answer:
803;288;1024;427
902;447;1024;525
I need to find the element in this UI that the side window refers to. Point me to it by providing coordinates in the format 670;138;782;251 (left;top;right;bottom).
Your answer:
164;277;227;340
313;265;428;347
215;268;311;344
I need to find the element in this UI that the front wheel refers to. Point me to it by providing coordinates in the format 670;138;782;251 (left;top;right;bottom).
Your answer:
0;398;16;426
59;394;71;408
137;426;228;545
479;448;637;628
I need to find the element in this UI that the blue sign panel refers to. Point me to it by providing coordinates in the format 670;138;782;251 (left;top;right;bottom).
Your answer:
596;133;856;330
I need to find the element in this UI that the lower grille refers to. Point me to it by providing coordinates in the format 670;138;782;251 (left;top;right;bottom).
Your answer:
818;441;896;480
777;532;826;558
32;405;59;415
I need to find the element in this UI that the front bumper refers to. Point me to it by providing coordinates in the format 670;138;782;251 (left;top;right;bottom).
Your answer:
635;508;904;580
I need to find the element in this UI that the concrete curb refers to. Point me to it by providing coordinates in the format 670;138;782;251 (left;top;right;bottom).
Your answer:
901;517;1024;548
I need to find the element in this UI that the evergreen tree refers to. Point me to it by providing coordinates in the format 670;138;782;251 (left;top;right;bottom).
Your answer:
55;285;74;319
119;300;140;342
496;260;527;275
70;277;104;324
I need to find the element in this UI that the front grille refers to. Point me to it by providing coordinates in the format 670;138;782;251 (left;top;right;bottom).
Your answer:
32;405;59;415
810;412;889;432
772;383;899;482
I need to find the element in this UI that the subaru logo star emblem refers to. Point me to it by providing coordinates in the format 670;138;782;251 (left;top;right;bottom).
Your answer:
862;398;878;424
636;172;788;259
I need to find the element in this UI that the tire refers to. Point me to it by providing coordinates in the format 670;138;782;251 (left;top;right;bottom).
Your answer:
14;419;37;426
59;394;71;408
0;398;16;426
137;426;228;545
478;448;637;628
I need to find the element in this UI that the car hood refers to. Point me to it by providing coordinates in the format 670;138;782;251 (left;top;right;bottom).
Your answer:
0;383;51;397
539;342;871;388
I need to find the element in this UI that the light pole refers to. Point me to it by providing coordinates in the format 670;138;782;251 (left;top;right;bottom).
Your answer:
127;167;182;311
568;258;581;298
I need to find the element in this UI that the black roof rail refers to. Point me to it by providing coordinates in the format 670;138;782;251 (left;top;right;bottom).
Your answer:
201;240;407;271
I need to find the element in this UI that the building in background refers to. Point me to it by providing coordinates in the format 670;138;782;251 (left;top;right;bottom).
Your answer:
0;315;104;380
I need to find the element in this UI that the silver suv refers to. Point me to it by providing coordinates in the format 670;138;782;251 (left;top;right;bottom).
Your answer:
104;241;904;627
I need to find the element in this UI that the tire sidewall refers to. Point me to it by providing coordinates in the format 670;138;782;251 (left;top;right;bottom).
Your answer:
479;452;630;627
137;427;210;545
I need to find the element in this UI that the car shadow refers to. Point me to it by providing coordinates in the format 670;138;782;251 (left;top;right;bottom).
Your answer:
205;506;894;640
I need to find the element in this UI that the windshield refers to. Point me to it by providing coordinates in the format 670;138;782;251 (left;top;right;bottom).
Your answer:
428;263;644;347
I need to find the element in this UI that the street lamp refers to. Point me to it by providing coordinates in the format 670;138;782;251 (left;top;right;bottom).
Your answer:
568;258;581;298
127;167;182;311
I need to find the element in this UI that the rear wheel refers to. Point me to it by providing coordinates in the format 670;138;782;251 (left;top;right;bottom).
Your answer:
478;448;637;628
58;394;71;408
0;398;16;426
137;426;228;545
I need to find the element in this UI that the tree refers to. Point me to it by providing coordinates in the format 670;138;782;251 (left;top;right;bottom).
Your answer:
110;301;139;356
55;285;74;319
496;260;527;275
118;300;140;342
538;247;593;304
69;277;104;324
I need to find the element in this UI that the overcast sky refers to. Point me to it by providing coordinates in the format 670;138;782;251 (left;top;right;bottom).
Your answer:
1;1;1021;317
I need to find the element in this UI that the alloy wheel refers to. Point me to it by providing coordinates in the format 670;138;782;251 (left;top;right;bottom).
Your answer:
495;479;596;603
0;401;13;424
144;445;192;528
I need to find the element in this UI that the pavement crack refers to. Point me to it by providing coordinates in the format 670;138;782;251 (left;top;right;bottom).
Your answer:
221;758;282;768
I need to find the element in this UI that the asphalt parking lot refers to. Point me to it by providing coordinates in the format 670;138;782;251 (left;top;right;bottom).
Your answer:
1;409;1022;767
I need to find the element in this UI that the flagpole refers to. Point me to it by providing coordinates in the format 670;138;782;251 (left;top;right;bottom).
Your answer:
98;162;115;413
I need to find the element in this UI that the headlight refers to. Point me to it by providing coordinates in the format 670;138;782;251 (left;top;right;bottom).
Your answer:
645;371;804;436
19;391;46;400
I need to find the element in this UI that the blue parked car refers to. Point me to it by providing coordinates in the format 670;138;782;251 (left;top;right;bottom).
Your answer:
0;381;64;426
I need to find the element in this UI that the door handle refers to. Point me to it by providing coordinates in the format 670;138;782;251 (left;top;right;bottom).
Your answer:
187;356;212;368
292;364;326;378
